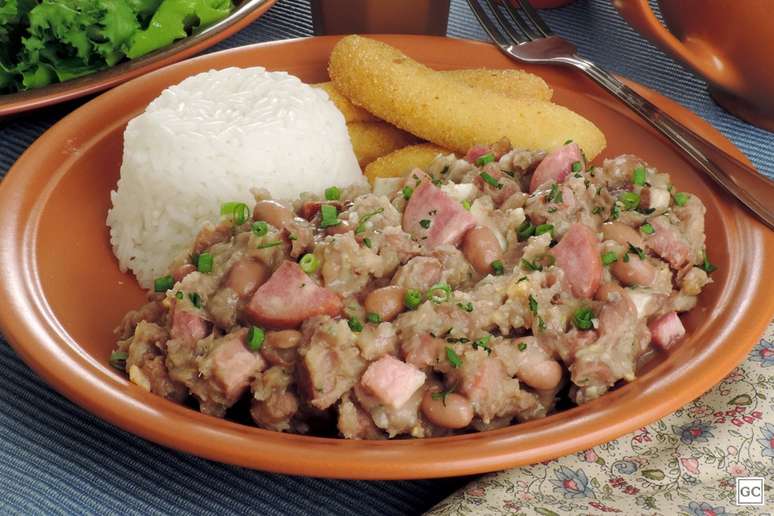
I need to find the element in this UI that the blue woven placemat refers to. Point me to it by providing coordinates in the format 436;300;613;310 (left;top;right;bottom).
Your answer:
1;1;772;514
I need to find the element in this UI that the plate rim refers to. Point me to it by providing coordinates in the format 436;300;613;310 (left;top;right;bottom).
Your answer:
1;34;772;479
0;0;277;117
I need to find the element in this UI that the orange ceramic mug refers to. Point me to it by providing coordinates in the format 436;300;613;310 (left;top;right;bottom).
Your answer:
614;0;774;131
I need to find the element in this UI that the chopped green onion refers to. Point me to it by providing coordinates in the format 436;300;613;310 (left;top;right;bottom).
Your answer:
517;220;535;241
538;316;547;330
517;342;528;352
628;242;646;260
220;202;249;225
640;223;655;235
573;307;594;330
528;294;538;314
256;241;283;249
109;351;127;370
247;326;265;351
462;199;471;211
197;252;213;273
538;253;556;268
480;171;502;189
445;346;462;368
473;334;491;352
535;223;554;237
154;275;174;292
623;253;630;263
419;219;431;229
175;291;184;300
348;317;363;333
517;276;528;283
404;289;423;310
592;206;603;215
674;192;689;206
632;165;647;186
325;186;341;201
548;182;563;203
457;301;474;312
431;385;455;405
366;312;382;324
428;283;452;304
252;221;269;237
619;191;641;210
521;258;542;272
601;251;618;266
299;253;319;273
475;153;495;166
188;292;202;309
402;186;413;200
610;204;621;220
701;249;717;273
363;238;372;248
356;208;385;234
571;161;582;173
319;204;341;228
491;260;505;276
431;178;443;186
564;139;573;145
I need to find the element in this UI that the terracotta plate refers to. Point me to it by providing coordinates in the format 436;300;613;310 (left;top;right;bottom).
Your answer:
0;36;772;479
0;0;276;117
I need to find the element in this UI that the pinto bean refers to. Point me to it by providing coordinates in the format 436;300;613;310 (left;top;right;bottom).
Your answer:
610;257;656;287
266;330;302;349
594;282;626;302
173;263;196;282
517;360;563;390
225;259;270;298
364;286;406;322
421;391;474;429
462;225;502;275
326;220;353;235
253;200;294;230
602;222;644;248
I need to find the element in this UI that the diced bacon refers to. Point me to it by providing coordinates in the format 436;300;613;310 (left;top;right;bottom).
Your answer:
529;143;583;193
645;216;691;270
402;180;476;249
170;308;208;343
465;144;491;163
361;355;426;409
245;261;343;329
550;223;602;298
210;332;265;403
649;312;686;351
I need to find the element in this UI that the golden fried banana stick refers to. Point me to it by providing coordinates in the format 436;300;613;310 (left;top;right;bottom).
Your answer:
364;143;450;184
315;69;550;123
329;35;606;160
348;122;419;168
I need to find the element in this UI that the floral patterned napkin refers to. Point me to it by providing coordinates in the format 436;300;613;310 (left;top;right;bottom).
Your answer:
428;322;774;515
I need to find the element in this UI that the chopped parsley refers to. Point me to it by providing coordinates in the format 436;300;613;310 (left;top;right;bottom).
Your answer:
431;384;456;405
572;307;594;330
528;294;538;314
521;258;542;272
404;289;423;310
534;223;554;237
473;335;492;353
627;242;646;260
701;249;717;273
348;317;363;333
402;186;413;200
517;220;535;241
445;346;462;368
571;161;582;173
462;199;471;211
548;182;563;203
610;204;621;220
366;312;382;324
363;238;372;248
419;219;431;229
591;206;603;215
640;223;655;235
601;251;618;266
491;259;505;276
457;301;474;312
517;342;528;352
109;351;127;370
188;292;202;309
480;171;502;189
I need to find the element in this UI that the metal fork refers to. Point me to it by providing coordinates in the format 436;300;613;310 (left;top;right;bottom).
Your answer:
468;0;774;230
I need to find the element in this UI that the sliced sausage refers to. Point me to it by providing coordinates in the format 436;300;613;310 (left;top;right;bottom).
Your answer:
245;261;343;329
529;142;583;193
550;223;602;299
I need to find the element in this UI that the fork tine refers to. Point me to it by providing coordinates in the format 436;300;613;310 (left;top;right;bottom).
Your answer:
512;0;553;37
484;0;534;44
466;0;519;49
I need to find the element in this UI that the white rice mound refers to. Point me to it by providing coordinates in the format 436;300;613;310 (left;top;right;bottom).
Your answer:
107;66;363;288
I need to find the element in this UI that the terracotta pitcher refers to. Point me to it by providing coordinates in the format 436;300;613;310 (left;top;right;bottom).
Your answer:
614;0;774;131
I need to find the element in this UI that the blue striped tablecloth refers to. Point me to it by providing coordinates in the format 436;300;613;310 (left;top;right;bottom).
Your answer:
1;1;772;514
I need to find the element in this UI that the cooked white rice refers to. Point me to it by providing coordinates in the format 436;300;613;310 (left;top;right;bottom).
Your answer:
107;67;363;288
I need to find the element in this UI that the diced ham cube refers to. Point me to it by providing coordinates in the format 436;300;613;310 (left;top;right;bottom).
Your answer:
360;355;426;409
402;179;476;249
170;307;209;343
550;223;602;299
649;312;686;351
645;216;691;270
245;261;343;329
210;332;265;403
529;143;583;193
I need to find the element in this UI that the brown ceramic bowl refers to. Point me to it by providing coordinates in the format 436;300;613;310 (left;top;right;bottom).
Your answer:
0;0;276;117
0;35;771;479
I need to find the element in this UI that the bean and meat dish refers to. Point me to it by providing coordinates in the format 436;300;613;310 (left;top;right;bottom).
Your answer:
111;139;715;439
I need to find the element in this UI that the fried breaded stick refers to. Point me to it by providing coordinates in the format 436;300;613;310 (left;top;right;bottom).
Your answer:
315;69;551;124
348;122;419;168
329;35;606;160
364;143;450;184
